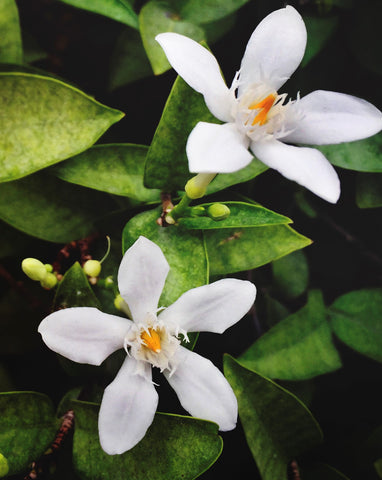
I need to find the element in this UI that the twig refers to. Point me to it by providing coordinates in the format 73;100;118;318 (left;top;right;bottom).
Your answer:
288;460;301;480
156;192;174;227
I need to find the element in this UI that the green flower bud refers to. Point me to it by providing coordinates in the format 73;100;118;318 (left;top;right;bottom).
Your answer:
40;272;58;290
83;260;102;277
104;276;114;288
185;177;207;199
21;258;47;281
44;263;53;273
207;203;231;221
0;453;9;477
114;294;132;318
190;206;206;217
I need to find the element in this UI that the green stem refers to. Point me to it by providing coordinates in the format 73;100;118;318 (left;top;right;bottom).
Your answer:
168;192;193;222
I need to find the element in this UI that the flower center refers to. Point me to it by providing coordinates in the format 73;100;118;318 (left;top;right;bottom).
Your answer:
248;93;276;126
141;328;161;353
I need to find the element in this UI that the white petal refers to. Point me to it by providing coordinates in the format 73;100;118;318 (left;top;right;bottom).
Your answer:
239;6;306;93
118;236;169;323
38;307;130;365
155;32;234;122
99;357;158;455
165;347;237;431
159;279;256;333
282;90;382;145
251;139;340;203
187;122;253;173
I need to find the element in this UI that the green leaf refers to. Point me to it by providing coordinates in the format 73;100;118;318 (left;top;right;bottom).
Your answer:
53;262;100;310
206;159;268;195
73;400;223;480
178;201;291;229
239;291;342;380
223;356;323;480
144;75;218;190
53;144;160;202
301;15;338;67
317;134;382;173
0;221;30;259
356;172;382;208
272;250;309;300
57;0;139;29
139;1;204;75
122;207;208;307
0;0;22;64
329;288;382;363
173;0;250;24
109;28;153;89
0;392;58;476
0;72;124;182
375;459;382;479
205;224;312;276
303;463;351;480
0;172;120;243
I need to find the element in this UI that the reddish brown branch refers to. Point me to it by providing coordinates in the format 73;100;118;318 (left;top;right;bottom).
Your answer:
156;192;174;227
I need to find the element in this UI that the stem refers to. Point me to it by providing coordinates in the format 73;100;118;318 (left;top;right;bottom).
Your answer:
168;192;193;221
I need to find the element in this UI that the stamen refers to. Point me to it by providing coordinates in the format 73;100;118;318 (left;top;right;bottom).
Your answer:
249;93;276;126
141;328;161;353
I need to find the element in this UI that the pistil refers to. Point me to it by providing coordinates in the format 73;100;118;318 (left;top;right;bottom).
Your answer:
249;94;276;126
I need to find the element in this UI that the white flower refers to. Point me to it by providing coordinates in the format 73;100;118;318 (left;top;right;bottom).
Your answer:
156;6;382;203
38;236;256;455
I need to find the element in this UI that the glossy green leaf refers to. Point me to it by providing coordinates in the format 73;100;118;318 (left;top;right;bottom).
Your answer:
239;291;342;380
179;201;291;229
0;172;120;243
224;356;323;480
173;0;250;24
303;463;351;480
317;134;382;173
205;224;312;276
53;262;100;310
0;0;22;64
329;288;382;363
144;75;218;190
109;28;153;89
122;208;208;307
139;0;204;75
356;172;382;208
53;144;160;202
0;72;124;182
58;0;138;29
272;250;309;299
206;159;268;195
0;392;58;476
73;400;223;480
301;15;338;67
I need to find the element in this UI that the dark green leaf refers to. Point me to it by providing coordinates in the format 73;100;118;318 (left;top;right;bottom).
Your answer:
239;291;342;380
205;224;312;276
301;15;338;67
0;221;30;259
139;1;204;75
272;250;309;300
0;72;124;182
303;463;351;480
317;134;382;173
178;201;291;229
53;262;100;310
122;207;208;306
223;356;323;480
57;0;138;29
329;288;382;363
144;75;218;191
0;172;120;243
356;172;382;208
173;0;250;24
0;0;22;64
0;392;58;476
375;460;382;479
73;400;223;480
53;144;160;202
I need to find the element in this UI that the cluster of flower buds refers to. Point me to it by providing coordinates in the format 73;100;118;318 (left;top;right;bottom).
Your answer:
21;258;58;289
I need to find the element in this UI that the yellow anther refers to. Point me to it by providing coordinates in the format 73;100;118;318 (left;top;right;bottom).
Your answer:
141;328;161;353
249;93;276;126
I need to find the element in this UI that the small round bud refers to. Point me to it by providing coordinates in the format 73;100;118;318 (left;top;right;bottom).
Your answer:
114;294;132;317
185;177;207;200
164;214;176;225
207;203;231;221
104;276;114;288
21;258;47;281
190;206;206;217
83;260;102;277
44;263;53;273
0;452;9;477
40;272;58;290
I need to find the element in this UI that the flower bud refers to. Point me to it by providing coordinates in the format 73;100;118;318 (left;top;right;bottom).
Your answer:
185;173;216;200
190;206;206;217
83;260;102;277
114;294;132;318
104;276;114;289
0;453;9;477
207;203;231;221
40;272;58;290
44;263;53;273
21;258;47;281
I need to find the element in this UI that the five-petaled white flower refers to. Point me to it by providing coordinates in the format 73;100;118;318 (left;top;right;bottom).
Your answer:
38;236;256;455
156;6;382;203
